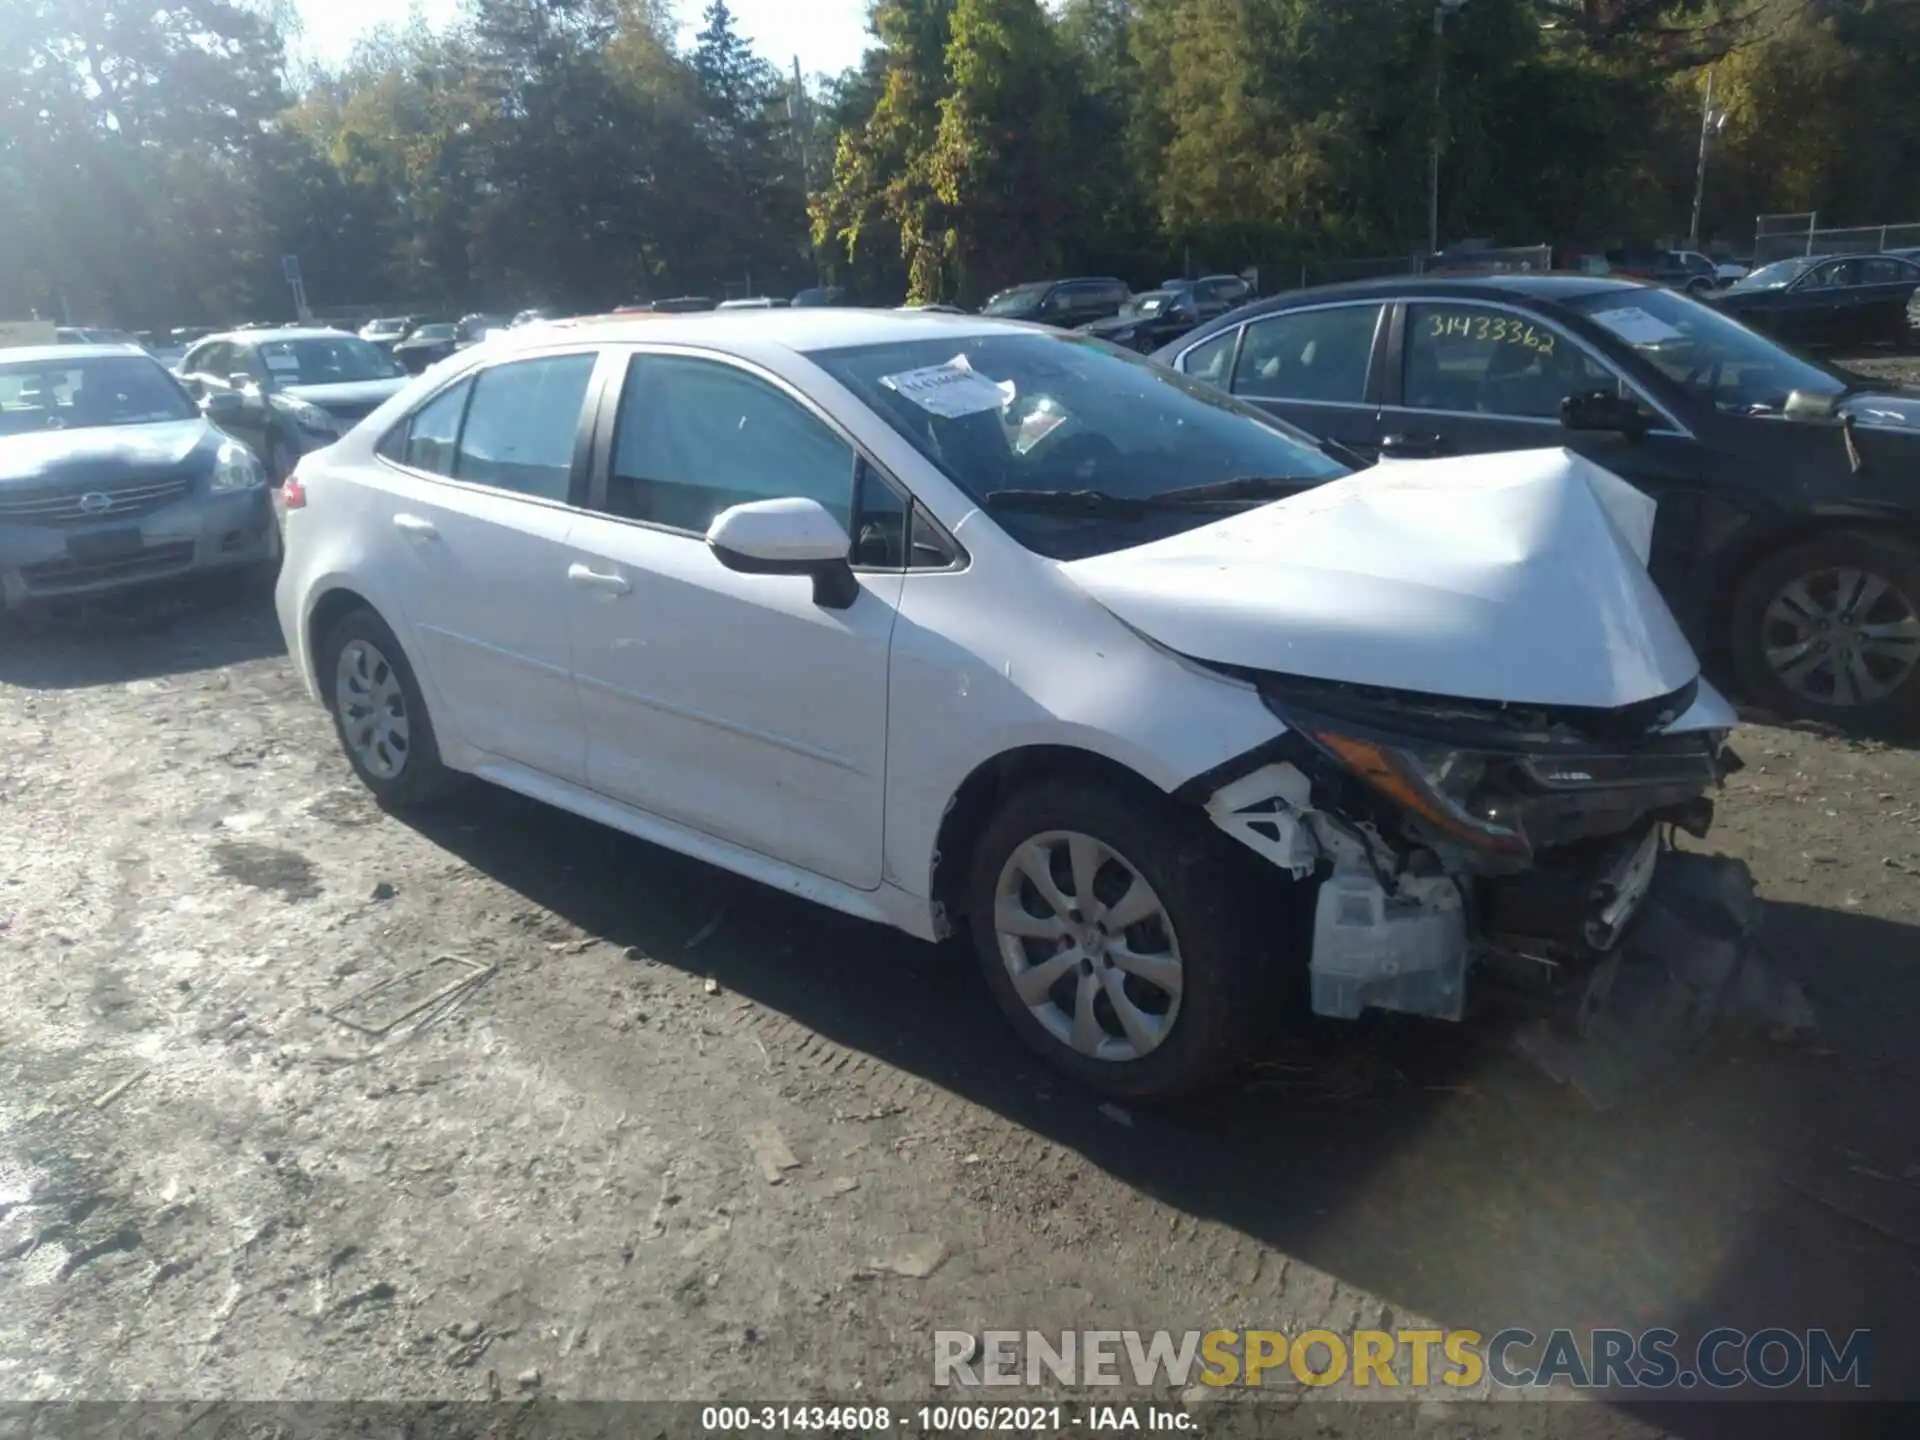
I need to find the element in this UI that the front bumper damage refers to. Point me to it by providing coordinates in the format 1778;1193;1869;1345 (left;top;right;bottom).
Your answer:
1201;699;1814;1106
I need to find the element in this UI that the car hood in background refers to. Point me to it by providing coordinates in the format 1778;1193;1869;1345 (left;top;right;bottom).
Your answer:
280;378;410;411
1060;448;1699;711
1840;390;1920;430
0;418;219;487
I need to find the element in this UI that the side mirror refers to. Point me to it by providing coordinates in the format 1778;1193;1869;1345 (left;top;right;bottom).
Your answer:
202;390;245;421
1784;389;1840;423
706;497;858;609
1561;389;1648;441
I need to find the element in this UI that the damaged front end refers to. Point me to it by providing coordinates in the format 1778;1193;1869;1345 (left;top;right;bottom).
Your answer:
1198;671;1814;1105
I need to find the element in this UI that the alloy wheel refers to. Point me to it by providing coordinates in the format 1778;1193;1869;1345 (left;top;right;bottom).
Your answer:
992;830;1184;1062
334;638;411;779
1761;566;1920;707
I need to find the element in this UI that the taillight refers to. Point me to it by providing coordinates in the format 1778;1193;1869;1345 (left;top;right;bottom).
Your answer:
282;474;307;509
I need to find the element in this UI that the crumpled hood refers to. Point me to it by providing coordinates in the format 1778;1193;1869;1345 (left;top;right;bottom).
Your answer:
0;419;219;487
1060;448;1700;710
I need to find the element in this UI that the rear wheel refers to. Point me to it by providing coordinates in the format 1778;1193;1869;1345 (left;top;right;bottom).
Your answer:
964;779;1282;1100
1729;531;1920;730
316;607;464;807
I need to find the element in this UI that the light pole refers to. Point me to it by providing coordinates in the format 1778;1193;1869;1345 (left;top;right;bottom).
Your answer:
1429;0;1470;259
1687;68;1727;252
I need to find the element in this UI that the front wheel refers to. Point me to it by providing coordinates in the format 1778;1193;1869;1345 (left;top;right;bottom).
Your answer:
964;779;1282;1100
1729;531;1920;730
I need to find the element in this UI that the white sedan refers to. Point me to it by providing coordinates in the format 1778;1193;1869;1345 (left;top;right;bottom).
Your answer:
275;309;1751;1099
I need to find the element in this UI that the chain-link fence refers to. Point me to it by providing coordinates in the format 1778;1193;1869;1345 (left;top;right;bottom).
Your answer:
1752;214;1920;264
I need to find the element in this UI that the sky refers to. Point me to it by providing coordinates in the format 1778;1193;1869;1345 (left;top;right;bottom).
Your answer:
292;0;875;81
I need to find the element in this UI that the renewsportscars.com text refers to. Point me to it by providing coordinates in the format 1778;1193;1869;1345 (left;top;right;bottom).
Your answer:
933;1327;1872;1392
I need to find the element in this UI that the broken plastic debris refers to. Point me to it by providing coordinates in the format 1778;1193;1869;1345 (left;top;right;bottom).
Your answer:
325;955;495;1037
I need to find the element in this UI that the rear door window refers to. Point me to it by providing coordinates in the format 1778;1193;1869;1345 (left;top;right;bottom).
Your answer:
451;353;596;502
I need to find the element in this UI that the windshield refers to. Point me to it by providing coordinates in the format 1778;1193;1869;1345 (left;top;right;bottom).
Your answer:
1122;292;1179;318
806;331;1350;559
256;336;401;383
0;354;197;436
1732;257;1816;291
982;286;1046;317
1567;286;1845;412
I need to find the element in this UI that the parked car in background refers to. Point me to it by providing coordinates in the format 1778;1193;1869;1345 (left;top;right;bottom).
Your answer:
896;302;967;315
1076;289;1205;353
1605;248;1723;295
1705;253;1920;349
511;307;563;328
274;308;1753;1100
0;343;275;607
717;297;791;311
981;278;1130;329
390;323;461;374
1160;274;1256;320
791;286;847;308
178;328;409;482
360;316;421;352
1551;249;1613;276
56;326;145;348
1156;273;1920;728
618;297;716;315
454;314;513;347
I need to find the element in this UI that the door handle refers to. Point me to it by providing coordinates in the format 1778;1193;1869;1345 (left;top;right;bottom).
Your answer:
392;513;439;540
567;563;631;596
1380;432;1449;459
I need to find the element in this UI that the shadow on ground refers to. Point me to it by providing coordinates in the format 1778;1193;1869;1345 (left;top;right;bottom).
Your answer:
0;585;284;689
403;782;1920;1432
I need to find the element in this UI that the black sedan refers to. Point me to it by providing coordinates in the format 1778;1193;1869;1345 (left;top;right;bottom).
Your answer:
1153;274;1920;729
1705;253;1920;349
178;329;410;482
1076;289;1206;353
391;322;461;374
0;344;277;608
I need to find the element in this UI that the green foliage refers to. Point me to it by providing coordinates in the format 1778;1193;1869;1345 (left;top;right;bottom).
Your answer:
5;0;1920;326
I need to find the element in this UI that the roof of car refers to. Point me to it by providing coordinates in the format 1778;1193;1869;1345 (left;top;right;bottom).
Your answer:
1197;273;1650;329
0;342;152;365
515;307;1039;352
206;327;354;345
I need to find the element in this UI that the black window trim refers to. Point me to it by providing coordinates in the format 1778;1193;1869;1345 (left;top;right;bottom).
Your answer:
371;342;612;513
581;342;968;574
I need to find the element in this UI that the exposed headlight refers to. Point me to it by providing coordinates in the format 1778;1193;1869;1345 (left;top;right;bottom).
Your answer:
281;397;336;435
209;439;266;492
1310;730;1531;858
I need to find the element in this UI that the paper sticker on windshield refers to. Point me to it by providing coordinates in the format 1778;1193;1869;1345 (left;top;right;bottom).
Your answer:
1586;307;1685;346
881;357;1008;418
263;353;302;372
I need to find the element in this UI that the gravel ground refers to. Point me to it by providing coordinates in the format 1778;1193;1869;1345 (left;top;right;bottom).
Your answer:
5;376;1920;1436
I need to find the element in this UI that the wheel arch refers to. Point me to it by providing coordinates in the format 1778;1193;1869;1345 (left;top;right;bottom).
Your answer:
927;743;1184;941
304;584;383;683
1713;508;1920;646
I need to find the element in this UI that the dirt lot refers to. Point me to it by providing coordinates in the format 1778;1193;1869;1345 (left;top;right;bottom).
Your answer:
6;393;1920;1435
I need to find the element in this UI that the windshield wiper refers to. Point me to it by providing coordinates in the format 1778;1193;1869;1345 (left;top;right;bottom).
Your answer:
982;478;1317;518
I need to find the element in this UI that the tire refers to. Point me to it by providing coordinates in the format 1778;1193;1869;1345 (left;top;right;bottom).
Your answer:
963;778;1283;1101
1729;530;1920;731
315;606;465;807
